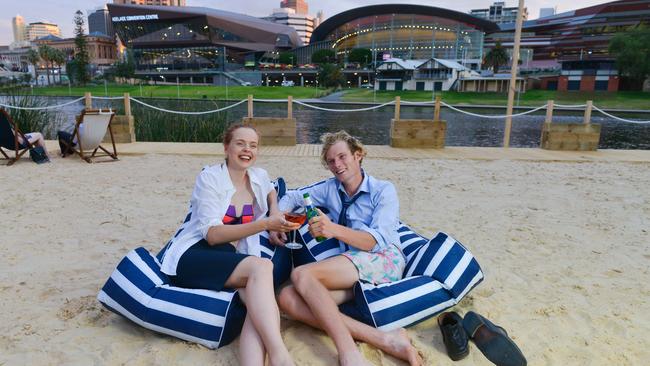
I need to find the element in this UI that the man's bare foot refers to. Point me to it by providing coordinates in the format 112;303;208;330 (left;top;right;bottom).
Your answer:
339;350;373;366
380;328;423;366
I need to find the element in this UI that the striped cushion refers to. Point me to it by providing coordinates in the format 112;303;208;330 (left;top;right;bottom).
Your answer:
294;222;483;331
97;247;245;349
97;235;292;349
404;231;484;299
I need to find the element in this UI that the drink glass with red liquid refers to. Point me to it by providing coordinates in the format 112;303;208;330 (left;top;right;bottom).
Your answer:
284;207;306;249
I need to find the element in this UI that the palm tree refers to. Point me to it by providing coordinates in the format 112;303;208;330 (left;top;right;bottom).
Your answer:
50;49;66;84
26;49;40;84
38;45;53;85
483;42;509;73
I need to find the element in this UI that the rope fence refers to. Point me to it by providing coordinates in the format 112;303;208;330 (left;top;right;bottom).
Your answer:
0;94;649;124
0;96;85;110
129;97;247;115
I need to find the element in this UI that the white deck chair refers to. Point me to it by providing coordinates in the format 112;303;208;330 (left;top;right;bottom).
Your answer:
66;109;118;163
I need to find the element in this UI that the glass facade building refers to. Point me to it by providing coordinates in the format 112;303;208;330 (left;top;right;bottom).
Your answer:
309;5;498;69
107;3;301;72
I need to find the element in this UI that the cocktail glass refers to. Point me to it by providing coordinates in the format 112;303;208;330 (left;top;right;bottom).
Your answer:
284;208;306;250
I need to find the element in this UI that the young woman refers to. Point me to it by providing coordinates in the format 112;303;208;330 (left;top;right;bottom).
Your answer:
160;124;299;366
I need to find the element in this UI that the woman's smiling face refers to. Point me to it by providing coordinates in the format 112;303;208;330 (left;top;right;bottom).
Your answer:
225;127;259;169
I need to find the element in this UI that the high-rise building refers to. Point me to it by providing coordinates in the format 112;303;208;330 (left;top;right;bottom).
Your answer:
112;0;186;6
12;15;27;42
470;1;528;24
539;7;556;18
281;0;308;15
25;22;61;41
88;6;114;36
264;7;314;45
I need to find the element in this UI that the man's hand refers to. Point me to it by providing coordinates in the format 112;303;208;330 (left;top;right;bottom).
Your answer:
308;208;340;240
269;230;288;246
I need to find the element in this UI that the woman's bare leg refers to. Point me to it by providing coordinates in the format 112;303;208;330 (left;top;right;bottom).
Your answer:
239;313;266;366
226;256;293;366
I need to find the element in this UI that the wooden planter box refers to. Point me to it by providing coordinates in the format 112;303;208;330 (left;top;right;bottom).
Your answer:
390;119;446;148
540;123;600;151
242;117;296;146
103;115;136;144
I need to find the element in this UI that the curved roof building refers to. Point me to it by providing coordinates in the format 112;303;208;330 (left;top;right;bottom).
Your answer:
107;3;301;71
309;4;498;67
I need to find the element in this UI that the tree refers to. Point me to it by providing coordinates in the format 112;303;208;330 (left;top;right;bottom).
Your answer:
609;27;650;89
26;49;40;83
483;41;509;73
348;48;372;67
73;10;90;85
38;45;53;85
278;52;295;66
115;51;136;79
317;63;345;88
50;48;66;84
312;49;336;64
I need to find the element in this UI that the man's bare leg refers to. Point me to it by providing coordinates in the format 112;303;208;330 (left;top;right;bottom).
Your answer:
291;256;371;366
279;285;422;366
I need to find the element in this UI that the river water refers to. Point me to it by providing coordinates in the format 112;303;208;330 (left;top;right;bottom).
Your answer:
3;96;650;149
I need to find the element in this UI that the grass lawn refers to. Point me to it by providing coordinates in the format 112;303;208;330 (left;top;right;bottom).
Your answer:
341;89;650;110
20;84;330;100
11;84;649;110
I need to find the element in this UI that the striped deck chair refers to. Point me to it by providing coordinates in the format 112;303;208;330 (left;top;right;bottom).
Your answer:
0;108;38;166
62;108;118;163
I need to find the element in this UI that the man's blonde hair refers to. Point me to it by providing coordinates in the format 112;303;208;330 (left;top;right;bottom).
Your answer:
320;130;367;168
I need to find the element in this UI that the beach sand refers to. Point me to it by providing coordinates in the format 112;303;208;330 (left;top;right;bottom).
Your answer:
1;153;649;365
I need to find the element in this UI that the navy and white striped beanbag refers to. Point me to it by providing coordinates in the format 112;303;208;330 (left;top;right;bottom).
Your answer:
97;247;246;349
340;226;484;330
295;222;484;331
97;232;291;349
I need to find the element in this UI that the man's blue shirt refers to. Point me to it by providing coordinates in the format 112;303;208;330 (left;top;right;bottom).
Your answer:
279;172;400;253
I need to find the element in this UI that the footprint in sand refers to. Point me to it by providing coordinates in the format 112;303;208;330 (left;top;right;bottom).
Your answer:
57;295;101;321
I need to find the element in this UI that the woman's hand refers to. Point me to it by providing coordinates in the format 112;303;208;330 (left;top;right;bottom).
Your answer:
265;211;301;232
269;231;288;246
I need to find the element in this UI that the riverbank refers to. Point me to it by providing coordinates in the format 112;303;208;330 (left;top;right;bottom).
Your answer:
1;149;649;365
6;84;650;110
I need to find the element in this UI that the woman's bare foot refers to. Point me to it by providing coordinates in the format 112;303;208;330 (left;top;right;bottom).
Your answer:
380;328;423;366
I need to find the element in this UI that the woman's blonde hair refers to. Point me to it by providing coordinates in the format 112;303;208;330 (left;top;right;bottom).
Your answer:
223;123;260;145
320;130;367;168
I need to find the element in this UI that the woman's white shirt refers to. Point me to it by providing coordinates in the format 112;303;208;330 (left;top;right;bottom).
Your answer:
160;163;274;276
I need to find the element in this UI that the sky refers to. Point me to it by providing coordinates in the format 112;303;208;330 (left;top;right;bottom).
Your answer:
1;0;610;45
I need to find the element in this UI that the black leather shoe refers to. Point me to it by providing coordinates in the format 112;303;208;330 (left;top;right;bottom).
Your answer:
438;311;470;361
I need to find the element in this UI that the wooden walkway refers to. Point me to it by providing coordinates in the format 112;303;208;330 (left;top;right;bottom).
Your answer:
41;140;650;163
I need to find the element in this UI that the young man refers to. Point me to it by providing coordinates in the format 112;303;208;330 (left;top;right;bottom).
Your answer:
270;131;422;366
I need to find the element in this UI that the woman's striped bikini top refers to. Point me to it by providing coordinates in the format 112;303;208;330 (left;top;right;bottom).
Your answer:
222;204;254;225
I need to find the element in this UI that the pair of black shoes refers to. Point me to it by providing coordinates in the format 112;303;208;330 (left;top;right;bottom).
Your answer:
438;311;527;366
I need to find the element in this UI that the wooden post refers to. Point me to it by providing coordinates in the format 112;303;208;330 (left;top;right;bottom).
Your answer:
247;94;253;118
394;96;401;121
124;92;131;117
434;95;441;121
545;100;554;124
287;96;293;119
583;100;593;125
84;92;92;109
503;0;525;148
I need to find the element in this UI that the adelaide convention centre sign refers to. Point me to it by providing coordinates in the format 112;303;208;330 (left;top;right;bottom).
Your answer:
112;14;159;22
